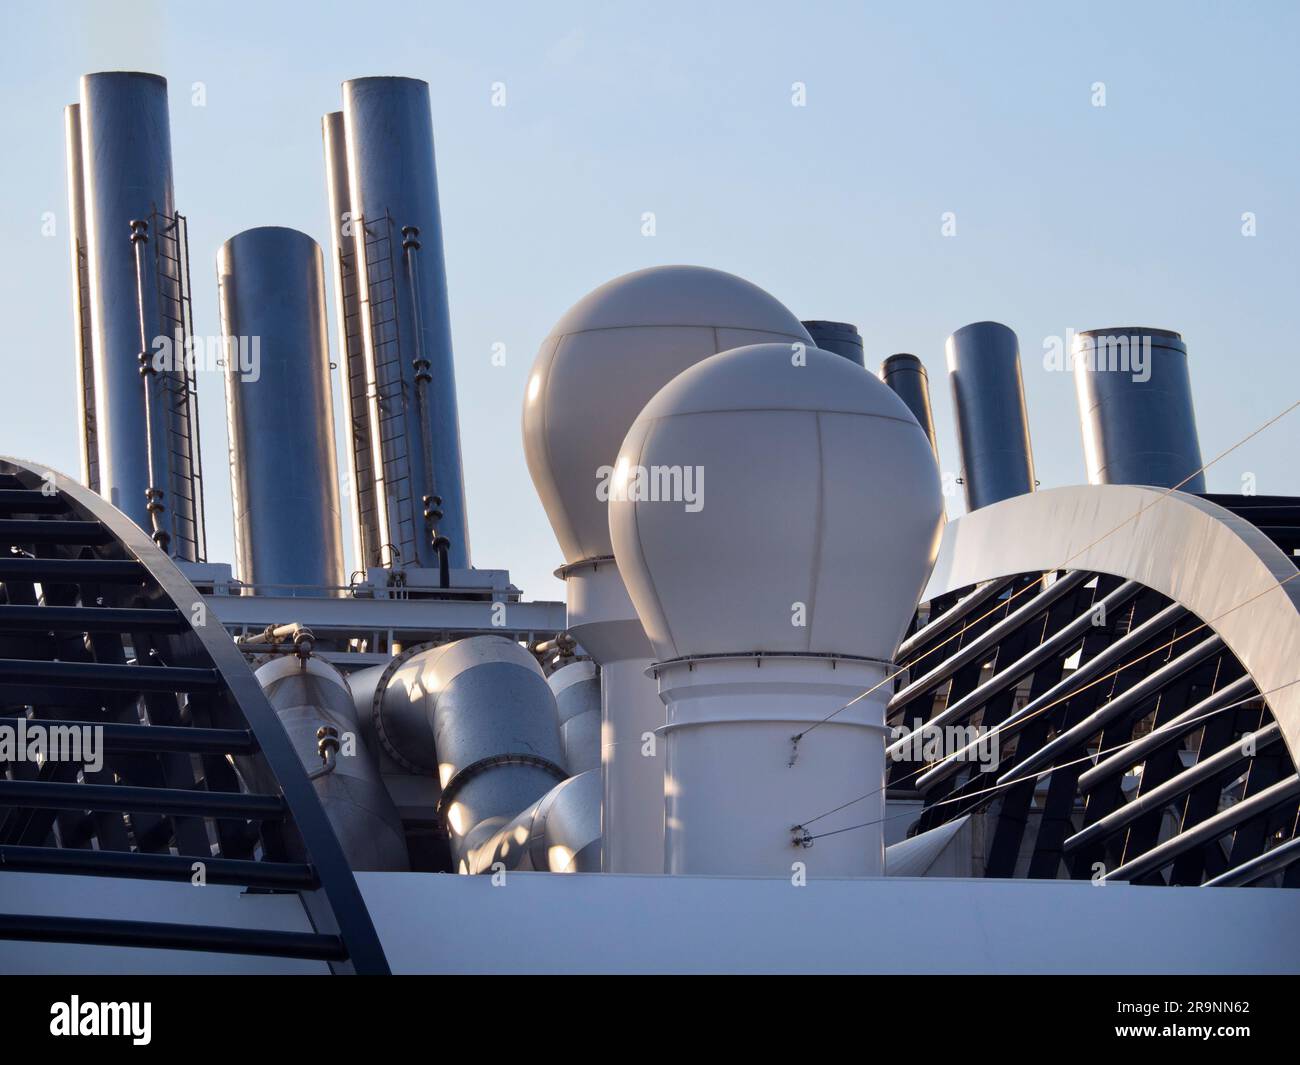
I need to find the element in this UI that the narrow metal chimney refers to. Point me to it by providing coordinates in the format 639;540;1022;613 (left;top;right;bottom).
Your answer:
217;227;345;592
342;76;469;571
880;353;939;461
802;320;864;366
1072;327;1205;492
322;111;382;572
77;71;205;559
63;103;97;493
946;321;1035;510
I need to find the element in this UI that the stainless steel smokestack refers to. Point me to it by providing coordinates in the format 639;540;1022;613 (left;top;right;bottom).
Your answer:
78;71;205;559
342;76;470;571
802;320;865;366
946;321;1036;510
322;111;382;572
1072;327;1206;492
64;103;97;492
217;227;345;592
880;353;939;461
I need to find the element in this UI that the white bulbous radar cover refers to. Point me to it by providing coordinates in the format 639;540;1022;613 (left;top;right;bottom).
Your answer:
608;343;945;662
521;265;811;565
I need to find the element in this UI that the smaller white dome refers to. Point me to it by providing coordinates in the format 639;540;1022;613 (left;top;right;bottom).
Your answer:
522;266;810;565
609;343;944;662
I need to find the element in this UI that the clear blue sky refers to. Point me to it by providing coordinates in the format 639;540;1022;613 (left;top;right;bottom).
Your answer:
1;0;1296;601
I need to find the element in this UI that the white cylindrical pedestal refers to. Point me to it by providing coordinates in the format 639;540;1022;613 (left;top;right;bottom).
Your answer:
600;656;667;872
656;655;890;877
563;557;665;873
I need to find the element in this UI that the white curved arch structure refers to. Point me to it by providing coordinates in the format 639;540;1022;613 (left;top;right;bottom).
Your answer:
924;485;1300;765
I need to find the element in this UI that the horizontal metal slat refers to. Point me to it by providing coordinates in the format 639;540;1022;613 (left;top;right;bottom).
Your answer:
0;658;219;693
0;519;112;545
0;715;255;755
0;913;345;961
0;844;315;890
0;557;145;583
0;490;67;515
0;779;285;818
0;604;186;634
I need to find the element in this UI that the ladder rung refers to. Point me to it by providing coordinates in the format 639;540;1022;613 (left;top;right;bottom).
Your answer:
0;659;220;693
0;913;345;961
0;844;315;889
0;779;285;818
0;604;186;633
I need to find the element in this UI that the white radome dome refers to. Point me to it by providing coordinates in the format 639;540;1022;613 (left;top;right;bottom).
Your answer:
522;265;811;564
608;343;945;662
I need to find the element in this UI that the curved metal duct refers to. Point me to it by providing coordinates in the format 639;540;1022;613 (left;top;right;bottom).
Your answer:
217;227;345;592
253;655;409;872
880;353;940;462
352;636;567;873
468;769;601;874
946;321;1036;510
1072;327;1205;492
548;660;601;774
801;320;865;366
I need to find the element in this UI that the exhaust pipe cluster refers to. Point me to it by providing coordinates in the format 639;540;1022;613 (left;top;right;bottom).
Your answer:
274;636;597;876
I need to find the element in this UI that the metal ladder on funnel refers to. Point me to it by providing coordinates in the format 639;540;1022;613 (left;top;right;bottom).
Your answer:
149;210;206;564
360;213;418;568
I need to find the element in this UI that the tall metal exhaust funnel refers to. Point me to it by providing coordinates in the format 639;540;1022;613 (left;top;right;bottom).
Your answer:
342;76;469;571
802;320;865;366
880;353;939;461
1071;327;1205;492
946;321;1035;510
64;103;97;492
217;228;345;592
322;111;382;572
78;71;205;559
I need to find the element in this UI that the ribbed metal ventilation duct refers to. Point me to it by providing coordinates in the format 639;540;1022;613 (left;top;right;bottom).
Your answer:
217;227;345;593
1072;327;1206;492
548;660;601;774
350;636;571;873
945;321;1036;510
253;656;409;872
